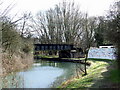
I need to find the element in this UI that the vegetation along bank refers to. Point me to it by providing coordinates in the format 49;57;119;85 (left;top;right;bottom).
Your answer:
0;17;33;76
59;59;120;88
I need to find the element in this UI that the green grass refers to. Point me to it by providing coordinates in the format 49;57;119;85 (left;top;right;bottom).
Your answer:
108;69;120;83
58;60;109;88
35;55;59;58
58;58;120;88
88;58;113;62
107;60;120;83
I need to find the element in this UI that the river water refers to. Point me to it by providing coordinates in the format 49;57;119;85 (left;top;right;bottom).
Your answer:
0;59;84;88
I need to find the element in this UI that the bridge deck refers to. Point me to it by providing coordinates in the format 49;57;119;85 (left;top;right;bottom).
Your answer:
34;44;74;51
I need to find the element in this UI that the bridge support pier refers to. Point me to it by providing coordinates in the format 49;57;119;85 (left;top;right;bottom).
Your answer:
59;50;71;58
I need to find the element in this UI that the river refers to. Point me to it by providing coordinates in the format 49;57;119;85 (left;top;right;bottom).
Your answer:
0;59;84;88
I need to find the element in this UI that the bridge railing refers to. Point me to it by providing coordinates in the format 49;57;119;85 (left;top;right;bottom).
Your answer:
34;44;73;51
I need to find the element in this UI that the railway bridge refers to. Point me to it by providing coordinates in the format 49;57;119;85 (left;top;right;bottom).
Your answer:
34;44;83;58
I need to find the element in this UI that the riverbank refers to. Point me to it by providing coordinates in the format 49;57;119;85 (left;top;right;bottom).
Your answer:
34;57;90;65
0;51;33;76
59;59;120;88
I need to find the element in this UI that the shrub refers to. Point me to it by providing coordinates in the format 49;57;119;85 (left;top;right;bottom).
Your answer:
22;44;32;54
1;20;21;55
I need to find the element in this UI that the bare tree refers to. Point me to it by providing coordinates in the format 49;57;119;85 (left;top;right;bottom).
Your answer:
16;12;33;38
0;0;15;17
32;1;83;44
80;14;96;75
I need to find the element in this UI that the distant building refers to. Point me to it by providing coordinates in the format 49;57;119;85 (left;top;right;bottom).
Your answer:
99;46;115;48
88;46;116;60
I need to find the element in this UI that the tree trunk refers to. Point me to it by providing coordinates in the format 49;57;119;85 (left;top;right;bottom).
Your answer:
84;52;88;75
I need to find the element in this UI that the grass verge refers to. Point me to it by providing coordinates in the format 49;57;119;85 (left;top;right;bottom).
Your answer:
109;69;120;83
34;55;59;58
58;59;113;88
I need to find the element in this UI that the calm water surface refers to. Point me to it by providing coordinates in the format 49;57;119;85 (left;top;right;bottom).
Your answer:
0;59;83;88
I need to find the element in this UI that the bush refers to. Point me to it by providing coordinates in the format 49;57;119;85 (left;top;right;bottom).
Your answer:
22;44;32;53
1;17;33;55
1;20;21;55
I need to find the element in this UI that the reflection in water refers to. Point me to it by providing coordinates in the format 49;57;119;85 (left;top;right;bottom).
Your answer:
1;73;24;88
0;59;84;88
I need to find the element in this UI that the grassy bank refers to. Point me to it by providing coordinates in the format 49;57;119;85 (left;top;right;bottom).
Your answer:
35;55;59;58
59;59;120;88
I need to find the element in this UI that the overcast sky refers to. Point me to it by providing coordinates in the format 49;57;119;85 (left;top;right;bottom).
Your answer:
1;0;119;17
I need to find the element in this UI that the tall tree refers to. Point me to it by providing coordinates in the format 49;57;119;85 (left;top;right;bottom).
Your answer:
80;14;96;75
15;12;33;38
32;1;83;44
106;1;120;69
94;16;109;46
